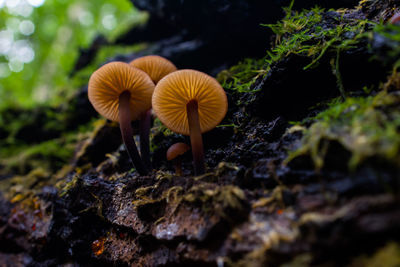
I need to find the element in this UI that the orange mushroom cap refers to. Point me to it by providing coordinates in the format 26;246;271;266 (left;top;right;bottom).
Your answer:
129;55;177;84
390;13;400;24
88;62;155;122
166;143;190;161
152;69;228;135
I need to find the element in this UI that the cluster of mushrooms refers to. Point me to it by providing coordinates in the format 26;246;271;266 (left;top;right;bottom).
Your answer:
88;56;228;176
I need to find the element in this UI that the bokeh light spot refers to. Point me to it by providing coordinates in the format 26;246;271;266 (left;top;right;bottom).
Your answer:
19;20;35;35
102;14;116;30
0;30;14;55
8;40;35;63
18;45;35;63
79;11;94;26
6;17;20;31
27;0;45;7
5;0;20;9
0;63;11;78
8;59;24;72
16;2;33;17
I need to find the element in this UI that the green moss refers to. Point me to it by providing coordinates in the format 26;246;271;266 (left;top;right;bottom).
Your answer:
129;173;246;220
266;1;320;36
264;6;373;70
217;3;374;96
217;58;267;93
348;242;400;267
263;5;372;99
285;90;400;170
0;135;76;174
0;117;97;175
217;4;398;172
183;184;246;218
0;167;51;199
57;173;80;197
152;118;174;137
149;118;176;153
372;23;400;69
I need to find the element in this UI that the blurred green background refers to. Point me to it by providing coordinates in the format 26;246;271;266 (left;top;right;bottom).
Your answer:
0;0;147;110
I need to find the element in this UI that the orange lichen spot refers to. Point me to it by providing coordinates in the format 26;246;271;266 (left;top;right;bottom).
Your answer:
11;207;17;214
34;209;43;219
88;62;154;122
32;197;41;210
152;69;228;135
118;232;126;239
92;237;107;256
10;194;24;203
130;55;177;84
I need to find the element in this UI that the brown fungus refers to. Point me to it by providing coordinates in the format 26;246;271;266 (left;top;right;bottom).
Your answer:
88;62;154;175
167;142;190;176
390;13;400;24
152;69;228;175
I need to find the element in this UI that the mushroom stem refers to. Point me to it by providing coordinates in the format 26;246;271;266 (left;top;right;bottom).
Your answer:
174;159;183;176
186;100;205;175
140;109;152;170
119;91;148;175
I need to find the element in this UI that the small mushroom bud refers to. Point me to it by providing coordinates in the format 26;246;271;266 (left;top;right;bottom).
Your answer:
166;143;190;176
390;13;400;24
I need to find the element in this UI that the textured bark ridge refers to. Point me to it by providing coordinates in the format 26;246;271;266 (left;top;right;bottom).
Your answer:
1;0;400;266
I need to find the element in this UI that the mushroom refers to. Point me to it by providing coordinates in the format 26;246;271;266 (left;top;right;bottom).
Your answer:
166;142;190;176
152;69;228;175
390;13;400;24
88;62;154;175
129;55;177;84
130;55;178;169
